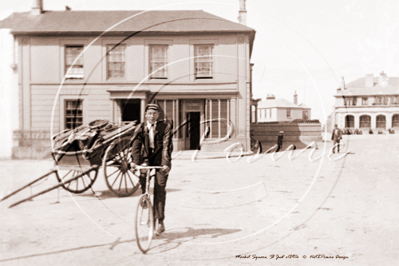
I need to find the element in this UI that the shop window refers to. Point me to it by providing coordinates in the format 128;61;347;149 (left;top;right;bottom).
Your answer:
65;45;84;79
149;45;168;78
65;100;83;129
107;44;125;79
206;99;229;138
195;45;213;78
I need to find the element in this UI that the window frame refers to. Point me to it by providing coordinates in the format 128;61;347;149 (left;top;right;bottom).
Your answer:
362;97;368;105
286;108;291;118
149;45;168;79
64;45;84;79
64;99;84;130
194;44;214;79
106;44;126;79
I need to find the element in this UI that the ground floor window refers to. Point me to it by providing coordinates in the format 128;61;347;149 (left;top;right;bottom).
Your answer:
376;115;386;128
155;99;178;138
345;115;354;128
360;115;371;128
65;100;83;129
392;114;399;127
205;99;230;138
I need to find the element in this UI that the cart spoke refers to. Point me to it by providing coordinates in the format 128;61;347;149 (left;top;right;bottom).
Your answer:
126;171;138;187
111;171;122;187
124;174;128;193
107;169;119;177
118;173;124;191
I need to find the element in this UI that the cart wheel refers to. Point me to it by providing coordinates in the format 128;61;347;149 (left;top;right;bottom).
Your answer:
55;168;98;194
135;194;154;253
103;137;140;197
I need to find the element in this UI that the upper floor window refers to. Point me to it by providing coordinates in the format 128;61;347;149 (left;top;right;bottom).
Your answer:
362;97;368;105
195;45;213;79
344;97;352;106
107;44;125;79
303;110;309;120
149;45;168;78
352;97;357;106
286;109;291;118
65;45;84;79
392;96;399;104
65;100;83;129
266;108;271;118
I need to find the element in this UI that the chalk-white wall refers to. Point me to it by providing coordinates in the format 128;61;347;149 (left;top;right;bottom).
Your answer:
0;29;18;159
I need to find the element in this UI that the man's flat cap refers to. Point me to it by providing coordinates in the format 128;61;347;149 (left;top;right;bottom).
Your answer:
145;104;159;112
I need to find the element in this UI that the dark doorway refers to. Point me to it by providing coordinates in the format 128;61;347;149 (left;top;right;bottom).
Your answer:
187;112;200;150
120;99;141;123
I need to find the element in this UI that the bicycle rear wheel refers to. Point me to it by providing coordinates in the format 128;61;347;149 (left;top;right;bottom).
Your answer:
135;194;154;253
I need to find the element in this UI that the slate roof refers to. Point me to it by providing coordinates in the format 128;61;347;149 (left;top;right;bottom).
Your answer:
0;10;255;34
257;98;305;109
336;76;399;96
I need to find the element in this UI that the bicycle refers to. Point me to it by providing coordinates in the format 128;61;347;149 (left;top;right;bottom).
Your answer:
132;165;163;254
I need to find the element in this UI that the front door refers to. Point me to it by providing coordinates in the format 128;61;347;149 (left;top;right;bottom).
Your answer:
120;99;141;123
187;112;200;150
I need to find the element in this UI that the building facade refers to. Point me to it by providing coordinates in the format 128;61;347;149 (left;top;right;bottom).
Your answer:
332;72;399;131
0;3;256;155
256;92;311;122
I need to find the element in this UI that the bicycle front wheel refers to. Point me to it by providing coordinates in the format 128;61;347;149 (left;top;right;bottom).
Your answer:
135;194;154;253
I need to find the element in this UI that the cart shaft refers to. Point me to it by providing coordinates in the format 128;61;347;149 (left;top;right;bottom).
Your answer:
1;170;57;202
8;165;98;208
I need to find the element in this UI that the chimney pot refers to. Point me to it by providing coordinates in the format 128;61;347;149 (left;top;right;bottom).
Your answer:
238;0;247;25
31;0;43;15
341;76;345;90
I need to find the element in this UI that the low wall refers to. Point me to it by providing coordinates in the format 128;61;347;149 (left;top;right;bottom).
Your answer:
12;130;52;159
251;122;322;150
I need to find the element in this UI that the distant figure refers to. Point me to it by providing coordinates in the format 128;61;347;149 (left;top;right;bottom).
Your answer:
276;131;284;152
331;124;343;153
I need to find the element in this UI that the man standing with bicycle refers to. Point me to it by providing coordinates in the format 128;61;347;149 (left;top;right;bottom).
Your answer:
131;103;173;236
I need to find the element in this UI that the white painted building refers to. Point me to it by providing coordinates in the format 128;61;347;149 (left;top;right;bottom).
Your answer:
256;92;311;122
332;72;399;131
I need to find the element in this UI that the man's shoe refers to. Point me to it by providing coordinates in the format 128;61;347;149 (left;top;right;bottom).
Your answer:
154;221;165;236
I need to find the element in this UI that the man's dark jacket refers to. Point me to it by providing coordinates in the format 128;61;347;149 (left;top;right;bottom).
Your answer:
131;120;173;167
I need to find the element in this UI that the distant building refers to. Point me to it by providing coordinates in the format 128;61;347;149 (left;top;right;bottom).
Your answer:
256;91;311;122
332;72;399;131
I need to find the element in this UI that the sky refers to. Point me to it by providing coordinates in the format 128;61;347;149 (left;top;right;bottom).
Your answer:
1;0;398;123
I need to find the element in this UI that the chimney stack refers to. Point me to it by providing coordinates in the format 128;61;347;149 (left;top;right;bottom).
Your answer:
378;71;389;87
293;91;298;105
238;0;247;25
365;74;374;87
31;0;43;15
341;76;345;90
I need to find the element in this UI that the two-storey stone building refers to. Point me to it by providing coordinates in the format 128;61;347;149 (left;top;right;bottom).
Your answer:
0;1;256;156
332;72;399;131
